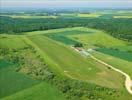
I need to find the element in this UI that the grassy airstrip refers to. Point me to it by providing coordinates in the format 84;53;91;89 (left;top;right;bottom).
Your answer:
28;35;125;88
0;27;132;99
25;27;132;97
24;27;132;79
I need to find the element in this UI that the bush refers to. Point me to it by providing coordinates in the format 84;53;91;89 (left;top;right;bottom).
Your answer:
74;43;83;47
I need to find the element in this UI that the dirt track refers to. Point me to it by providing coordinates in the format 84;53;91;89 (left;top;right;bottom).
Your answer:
90;54;132;95
73;47;132;95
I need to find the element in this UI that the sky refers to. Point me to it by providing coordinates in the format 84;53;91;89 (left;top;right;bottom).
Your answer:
0;0;132;9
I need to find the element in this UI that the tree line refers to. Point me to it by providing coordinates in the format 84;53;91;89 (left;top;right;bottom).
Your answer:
0;16;132;41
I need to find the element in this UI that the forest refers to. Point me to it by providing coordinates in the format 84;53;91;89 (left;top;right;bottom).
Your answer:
0;16;132;41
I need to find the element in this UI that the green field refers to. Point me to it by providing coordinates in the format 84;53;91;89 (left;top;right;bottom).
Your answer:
0;35;27;49
77;13;101;18
58;13;102;18
58;13;77;18
1;82;66;100
0;15;57;19
0;13;101;19
96;48;132;62
0;35;66;100
0;26;132;99
23;27;132;80
69;29;132;52
24;27;132;52
0;59;39;98
113;16;132;18
92;51;132;78
0;6;132;100
64;28;132;79
44;29;92;45
45;35;79;45
27;35;125;89
0;12;104;19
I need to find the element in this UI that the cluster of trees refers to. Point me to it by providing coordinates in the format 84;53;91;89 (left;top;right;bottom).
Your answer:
50;76;119;100
74;43;83;47
0;46;54;80
0;16;132;41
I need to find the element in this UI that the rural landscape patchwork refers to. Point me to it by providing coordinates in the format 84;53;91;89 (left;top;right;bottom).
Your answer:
0;0;132;100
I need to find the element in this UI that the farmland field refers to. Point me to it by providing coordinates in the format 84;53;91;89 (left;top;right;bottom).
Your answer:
55;13;102;18
69;29;132;52
1;82;66;100
26;28;132;99
113;16;132;19
0;15;57;19
0;59;40;98
0;7;132;100
95;48;132;62
0;35;27;49
77;13;101;18
28;35;122;87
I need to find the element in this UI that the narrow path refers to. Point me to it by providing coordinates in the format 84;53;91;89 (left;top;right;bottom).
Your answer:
73;47;132;95
90;54;132;95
